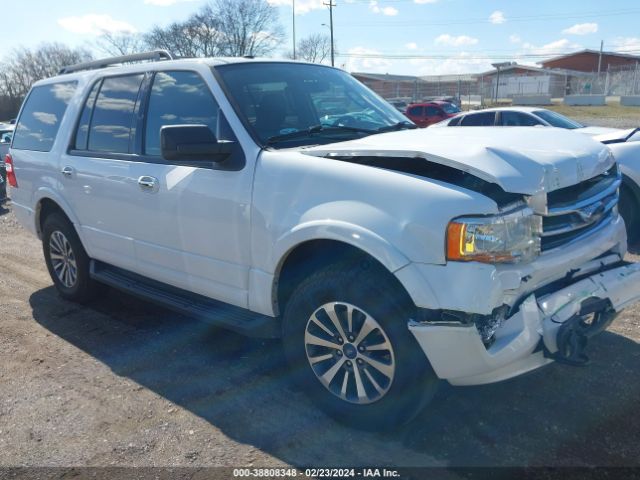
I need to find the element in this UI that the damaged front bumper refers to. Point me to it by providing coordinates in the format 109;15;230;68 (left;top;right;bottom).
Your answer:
408;262;640;386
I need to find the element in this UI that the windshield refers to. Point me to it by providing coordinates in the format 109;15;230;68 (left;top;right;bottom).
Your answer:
441;103;461;114
215;62;410;147
533;110;584;129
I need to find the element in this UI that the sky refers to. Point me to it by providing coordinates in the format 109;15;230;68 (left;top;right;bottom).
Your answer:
2;0;640;76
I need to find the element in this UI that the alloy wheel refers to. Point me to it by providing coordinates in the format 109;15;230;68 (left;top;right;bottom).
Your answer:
49;230;78;288
304;302;396;405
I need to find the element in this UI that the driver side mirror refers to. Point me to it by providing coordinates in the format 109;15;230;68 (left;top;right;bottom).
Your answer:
161;125;235;163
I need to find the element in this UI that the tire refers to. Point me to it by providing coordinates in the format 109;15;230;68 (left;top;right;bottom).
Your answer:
42;212;101;302
619;185;639;246
282;260;439;430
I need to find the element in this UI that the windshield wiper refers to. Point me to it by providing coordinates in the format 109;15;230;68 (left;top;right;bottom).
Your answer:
377;121;417;133
266;124;376;145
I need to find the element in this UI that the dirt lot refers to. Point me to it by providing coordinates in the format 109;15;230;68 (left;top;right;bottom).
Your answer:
1;197;639;470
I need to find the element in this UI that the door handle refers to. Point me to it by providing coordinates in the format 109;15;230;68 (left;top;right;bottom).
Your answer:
138;176;158;191
61;166;74;177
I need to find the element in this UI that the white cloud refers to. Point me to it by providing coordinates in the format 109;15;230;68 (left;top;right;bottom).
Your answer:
521;38;582;57
562;23;598;35
369;1;398;16
509;35;521;44
610;36;640;52
345;46;392;73
410;52;492;76
58;14;136;35
434;34;479;47
405;42;418;50
489;11;506;25
33;112;57;125
267;0;325;14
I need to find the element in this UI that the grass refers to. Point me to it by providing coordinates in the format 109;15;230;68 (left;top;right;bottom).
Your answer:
546;103;640;120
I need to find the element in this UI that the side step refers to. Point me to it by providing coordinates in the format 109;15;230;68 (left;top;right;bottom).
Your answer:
90;260;280;338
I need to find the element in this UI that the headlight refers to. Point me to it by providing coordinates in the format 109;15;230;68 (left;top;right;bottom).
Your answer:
447;208;542;264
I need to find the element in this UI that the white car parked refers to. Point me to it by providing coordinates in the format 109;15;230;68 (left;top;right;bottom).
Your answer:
432;106;640;244
6;52;640;429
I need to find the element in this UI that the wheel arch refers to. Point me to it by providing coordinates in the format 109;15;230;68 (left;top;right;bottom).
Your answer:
33;189;79;240
274;236;414;317
621;173;640;206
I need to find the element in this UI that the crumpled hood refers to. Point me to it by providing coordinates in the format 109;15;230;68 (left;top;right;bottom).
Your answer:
301;127;614;195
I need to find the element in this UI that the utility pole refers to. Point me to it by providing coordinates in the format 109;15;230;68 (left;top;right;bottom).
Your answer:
597;40;604;75
292;0;296;60
323;0;336;66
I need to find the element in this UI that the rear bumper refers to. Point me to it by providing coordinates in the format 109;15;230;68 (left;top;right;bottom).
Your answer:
409;262;640;386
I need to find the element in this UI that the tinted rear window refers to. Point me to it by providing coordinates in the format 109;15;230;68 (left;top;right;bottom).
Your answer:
73;80;101;150
12;82;77;152
88;74;144;153
460;112;495;126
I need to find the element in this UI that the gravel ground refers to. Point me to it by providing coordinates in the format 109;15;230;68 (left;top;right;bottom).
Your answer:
1;197;639;470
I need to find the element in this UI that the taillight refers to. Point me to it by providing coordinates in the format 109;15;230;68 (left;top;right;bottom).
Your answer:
5;154;18;188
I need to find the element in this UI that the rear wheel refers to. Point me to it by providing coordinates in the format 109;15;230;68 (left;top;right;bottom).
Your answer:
42;212;101;302
620;185;639;246
282;261;439;430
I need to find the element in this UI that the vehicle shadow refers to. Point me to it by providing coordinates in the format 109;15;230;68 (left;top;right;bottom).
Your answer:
30;286;640;467
0;197;9;216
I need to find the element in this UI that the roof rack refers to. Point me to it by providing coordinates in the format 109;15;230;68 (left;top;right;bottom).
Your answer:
59;50;174;75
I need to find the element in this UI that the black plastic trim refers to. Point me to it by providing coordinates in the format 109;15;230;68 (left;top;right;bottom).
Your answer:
90;260;281;339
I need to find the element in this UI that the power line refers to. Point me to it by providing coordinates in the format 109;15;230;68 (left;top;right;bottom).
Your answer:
341;8;640;27
336;48;640;60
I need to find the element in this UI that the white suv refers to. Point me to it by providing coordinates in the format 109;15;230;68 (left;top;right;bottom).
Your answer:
6;52;640;429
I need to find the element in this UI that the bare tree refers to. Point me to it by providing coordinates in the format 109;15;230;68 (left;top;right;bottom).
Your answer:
96;31;147;57
0;43;93;115
289;34;333;64
213;0;284;57
145;0;284;58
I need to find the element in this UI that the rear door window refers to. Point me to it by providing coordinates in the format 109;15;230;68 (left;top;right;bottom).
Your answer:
499;111;542;126
425;106;441;117
144;71;219;156
460;112;496;126
88;74;144;153
12;82;77;152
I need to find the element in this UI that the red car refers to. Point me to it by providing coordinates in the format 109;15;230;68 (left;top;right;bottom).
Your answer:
405;101;461;127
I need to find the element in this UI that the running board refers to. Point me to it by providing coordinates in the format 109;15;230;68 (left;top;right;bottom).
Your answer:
90;260;280;338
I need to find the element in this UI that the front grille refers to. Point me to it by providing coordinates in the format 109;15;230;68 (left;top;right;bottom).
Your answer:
541;167;620;251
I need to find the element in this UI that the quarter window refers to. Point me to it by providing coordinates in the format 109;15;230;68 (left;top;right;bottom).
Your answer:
12;82;77;152
408;106;423;116
88;74;144;153
144;71;219;156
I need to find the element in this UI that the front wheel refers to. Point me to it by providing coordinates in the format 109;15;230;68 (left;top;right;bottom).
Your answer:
282;262;439;430
619;185;639;246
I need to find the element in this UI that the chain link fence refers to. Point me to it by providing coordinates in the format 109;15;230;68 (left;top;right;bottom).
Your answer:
358;63;640;107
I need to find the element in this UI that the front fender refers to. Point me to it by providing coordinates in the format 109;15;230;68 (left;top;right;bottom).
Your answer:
273;220;411;275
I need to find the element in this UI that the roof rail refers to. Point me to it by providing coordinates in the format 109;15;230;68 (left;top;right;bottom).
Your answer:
59;50;174;75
